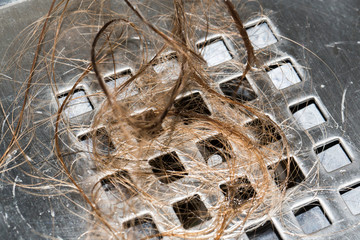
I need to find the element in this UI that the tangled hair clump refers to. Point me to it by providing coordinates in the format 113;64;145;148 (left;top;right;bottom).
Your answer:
1;0;297;239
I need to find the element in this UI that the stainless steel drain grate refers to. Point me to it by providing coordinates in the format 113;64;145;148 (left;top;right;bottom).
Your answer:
0;1;359;240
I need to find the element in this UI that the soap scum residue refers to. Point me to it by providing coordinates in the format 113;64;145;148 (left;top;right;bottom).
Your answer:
0;0;314;239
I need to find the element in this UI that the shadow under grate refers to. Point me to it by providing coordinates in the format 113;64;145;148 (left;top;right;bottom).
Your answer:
246;221;282;240
148;152;188;184
100;170;137;201
294;201;331;234
123;215;162;239
172;194;211;229
220;177;256;208
268;157;305;190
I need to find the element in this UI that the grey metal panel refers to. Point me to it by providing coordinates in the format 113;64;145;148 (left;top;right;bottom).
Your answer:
0;0;359;239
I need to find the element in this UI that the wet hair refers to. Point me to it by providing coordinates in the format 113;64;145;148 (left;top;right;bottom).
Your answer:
0;0;305;239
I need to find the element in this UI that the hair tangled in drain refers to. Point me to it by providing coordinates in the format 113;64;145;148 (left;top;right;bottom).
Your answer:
1;0;297;239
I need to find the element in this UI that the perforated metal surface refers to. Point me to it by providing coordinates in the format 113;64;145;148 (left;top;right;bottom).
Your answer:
0;0;360;239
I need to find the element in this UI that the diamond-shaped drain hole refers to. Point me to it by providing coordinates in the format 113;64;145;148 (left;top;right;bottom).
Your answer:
123;215;162;239
246;221;282;240
266;60;302;90
130;109;162;137
219;76;257;103
78;128;115;154
197;37;233;67
104;68;132;88
294;201;331;234
100;170;137;201
340;182;360;215
148;152;187;184
57;88;94;118
290;99;326;130
315;139;351;172
174;92;211;122
196;134;232;167
153;52;181;81
246;119;281;145
246;21;278;50
268;157;305;190
172;194;211;229
220;177;256;208
104;68;139;98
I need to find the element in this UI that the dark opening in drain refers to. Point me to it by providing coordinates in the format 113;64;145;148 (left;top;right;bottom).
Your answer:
246;21;278;50
246;119;281;145
152;52;181;81
267;59;294;71
172;194;211;229
220;177;256;208
290;99;318;114
197;37;228;49
220;77;257;103
78;128;115;154
314;139;351;172
340;182;360;195
130;109;163;137
149;152;187;184
57;88;94;118
340;182;360;215
153;52;178;65
268;157;305;190
294;201;331;234
101;170;136;200
266;59;302;89
174;92;211;122
123;215;162;239
315;140;340;154
197;37;233;67
289;98;326;130
246;221;282;240
57;88;89;101
197;135;232;166
104;68;132;84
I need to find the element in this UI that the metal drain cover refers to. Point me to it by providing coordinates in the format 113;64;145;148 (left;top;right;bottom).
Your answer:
0;0;359;239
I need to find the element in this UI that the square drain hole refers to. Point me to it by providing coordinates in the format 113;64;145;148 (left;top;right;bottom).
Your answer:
130;109;163;137
153;53;181;81
197;135;232;167
219;76;257;103
290;99;326;130
246;22;277;50
340;182;360;215
219;177;256;208
172;194;211;229
315;139;351;172
101;170;137;200
104;68;132;88
148;152;187;184
197;37;233;67
246;221;282;240
78;128;115;154
174;92;211;121
294;201;331;234
246;119;281;145
266;60;302;89
123;215;162;239
78;132;93;149
104;69;138;98
268;157;305;190
57;88;93;118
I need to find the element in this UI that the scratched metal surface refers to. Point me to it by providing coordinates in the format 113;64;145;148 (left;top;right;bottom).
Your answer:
0;0;359;239
0;0;17;6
